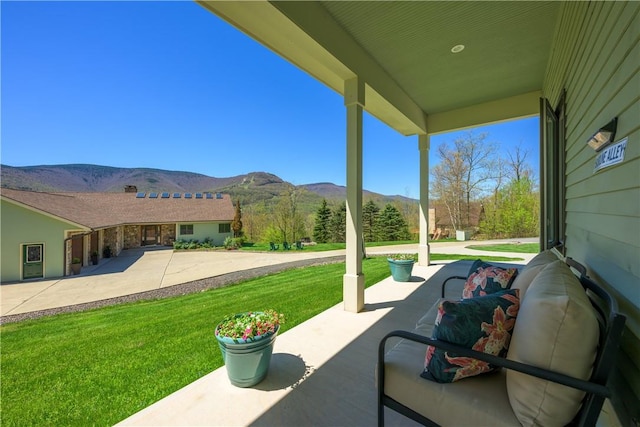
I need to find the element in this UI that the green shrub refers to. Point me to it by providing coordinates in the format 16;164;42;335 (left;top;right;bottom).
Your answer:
174;239;214;250
224;237;242;249
203;237;214;248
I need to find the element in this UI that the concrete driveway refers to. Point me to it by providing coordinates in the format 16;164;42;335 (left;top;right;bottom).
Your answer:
0;239;537;317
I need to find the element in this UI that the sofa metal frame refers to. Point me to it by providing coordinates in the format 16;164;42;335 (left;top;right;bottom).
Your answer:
377;262;627;427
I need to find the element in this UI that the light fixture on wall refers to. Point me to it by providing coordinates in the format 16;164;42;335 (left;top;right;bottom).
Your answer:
587;117;617;151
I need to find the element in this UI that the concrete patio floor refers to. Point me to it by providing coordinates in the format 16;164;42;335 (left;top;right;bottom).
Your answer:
119;253;622;427
117;260;515;426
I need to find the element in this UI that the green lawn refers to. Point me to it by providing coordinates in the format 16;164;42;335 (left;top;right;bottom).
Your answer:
0;252;523;426
1;258;392;426
466;242;539;253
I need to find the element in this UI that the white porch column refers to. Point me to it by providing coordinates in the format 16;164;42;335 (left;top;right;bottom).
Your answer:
418;134;431;266
343;77;365;313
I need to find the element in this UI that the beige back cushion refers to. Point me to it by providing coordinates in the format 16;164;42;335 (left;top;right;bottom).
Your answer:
506;260;599;427
511;249;558;298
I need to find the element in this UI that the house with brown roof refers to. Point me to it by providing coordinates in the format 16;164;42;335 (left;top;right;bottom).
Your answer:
0;187;235;282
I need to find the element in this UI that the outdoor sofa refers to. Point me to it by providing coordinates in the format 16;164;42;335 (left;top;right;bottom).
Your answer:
377;250;626;426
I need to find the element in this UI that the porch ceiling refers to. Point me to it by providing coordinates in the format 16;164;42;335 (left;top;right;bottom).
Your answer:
197;0;560;135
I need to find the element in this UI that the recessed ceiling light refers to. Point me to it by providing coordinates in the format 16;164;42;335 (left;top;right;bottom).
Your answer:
451;44;465;53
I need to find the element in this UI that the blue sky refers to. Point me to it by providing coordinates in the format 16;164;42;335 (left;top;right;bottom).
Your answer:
1;1;539;197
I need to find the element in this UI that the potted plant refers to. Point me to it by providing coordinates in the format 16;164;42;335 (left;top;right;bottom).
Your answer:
71;257;82;275
103;246;112;258
91;251;99;265
387;253;417;282
214;309;284;387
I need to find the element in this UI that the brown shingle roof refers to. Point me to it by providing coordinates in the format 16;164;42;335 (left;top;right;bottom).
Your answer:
1;188;235;229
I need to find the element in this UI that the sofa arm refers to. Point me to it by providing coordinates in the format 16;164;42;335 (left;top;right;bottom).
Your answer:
378;330;610;398
440;275;466;298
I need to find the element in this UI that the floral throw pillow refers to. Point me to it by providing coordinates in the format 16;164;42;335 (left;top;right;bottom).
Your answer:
462;260;518;299
421;289;520;383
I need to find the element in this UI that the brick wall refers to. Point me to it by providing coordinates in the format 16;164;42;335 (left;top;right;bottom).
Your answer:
103;227;118;256
161;224;175;246
124;225;141;249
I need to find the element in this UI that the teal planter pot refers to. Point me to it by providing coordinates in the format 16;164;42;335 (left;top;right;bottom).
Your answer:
387;258;415;282
215;326;278;387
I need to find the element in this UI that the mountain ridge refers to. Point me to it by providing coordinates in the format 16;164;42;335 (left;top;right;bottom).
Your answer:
1;164;416;207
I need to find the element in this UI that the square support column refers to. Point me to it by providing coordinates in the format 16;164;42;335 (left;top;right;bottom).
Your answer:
343;77;365;313
418;134;431;266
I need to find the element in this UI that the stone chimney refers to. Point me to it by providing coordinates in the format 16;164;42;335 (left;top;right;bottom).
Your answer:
124;185;138;193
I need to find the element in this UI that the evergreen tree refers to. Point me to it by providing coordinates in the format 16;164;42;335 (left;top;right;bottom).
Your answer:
231;200;243;237
312;199;332;243
375;203;411;241
362;200;380;242
329;201;347;243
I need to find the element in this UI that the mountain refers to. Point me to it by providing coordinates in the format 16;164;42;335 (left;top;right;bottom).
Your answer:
0;164;239;193
0;164;416;208
300;182;411;204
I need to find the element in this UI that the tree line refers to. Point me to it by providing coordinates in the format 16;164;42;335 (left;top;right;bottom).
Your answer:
235;186;415;245
312;199;411;243
233;131;538;244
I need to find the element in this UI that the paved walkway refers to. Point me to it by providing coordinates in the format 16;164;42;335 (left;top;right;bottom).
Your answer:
0;238;537;318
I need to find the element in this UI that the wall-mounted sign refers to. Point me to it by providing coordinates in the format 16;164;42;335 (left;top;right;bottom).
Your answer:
594;137;627;172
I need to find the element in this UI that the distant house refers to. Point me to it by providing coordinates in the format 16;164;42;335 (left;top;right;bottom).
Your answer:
430;201;484;238
0;187;235;282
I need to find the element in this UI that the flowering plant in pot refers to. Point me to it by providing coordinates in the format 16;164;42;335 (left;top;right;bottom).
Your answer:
214;310;285;387
215;310;284;342
388;253;418;262
387;253;417;282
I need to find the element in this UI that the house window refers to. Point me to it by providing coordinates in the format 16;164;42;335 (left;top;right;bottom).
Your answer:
541;92;566;252
219;223;231;233
180;224;193;235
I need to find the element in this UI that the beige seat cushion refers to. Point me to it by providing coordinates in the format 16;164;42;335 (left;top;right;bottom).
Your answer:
511;249;558;298
384;336;520;426
414;298;448;336
506;260;599;427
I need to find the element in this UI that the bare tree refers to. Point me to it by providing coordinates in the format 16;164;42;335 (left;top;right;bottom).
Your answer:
506;142;534;182
432;148;465;230
431;131;498;230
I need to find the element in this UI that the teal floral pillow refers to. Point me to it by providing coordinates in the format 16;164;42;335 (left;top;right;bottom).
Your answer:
462;260;518;299
421;289;520;383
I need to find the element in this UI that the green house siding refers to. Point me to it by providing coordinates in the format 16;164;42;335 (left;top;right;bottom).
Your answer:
176;222;232;246
543;2;640;422
1;200;81;282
